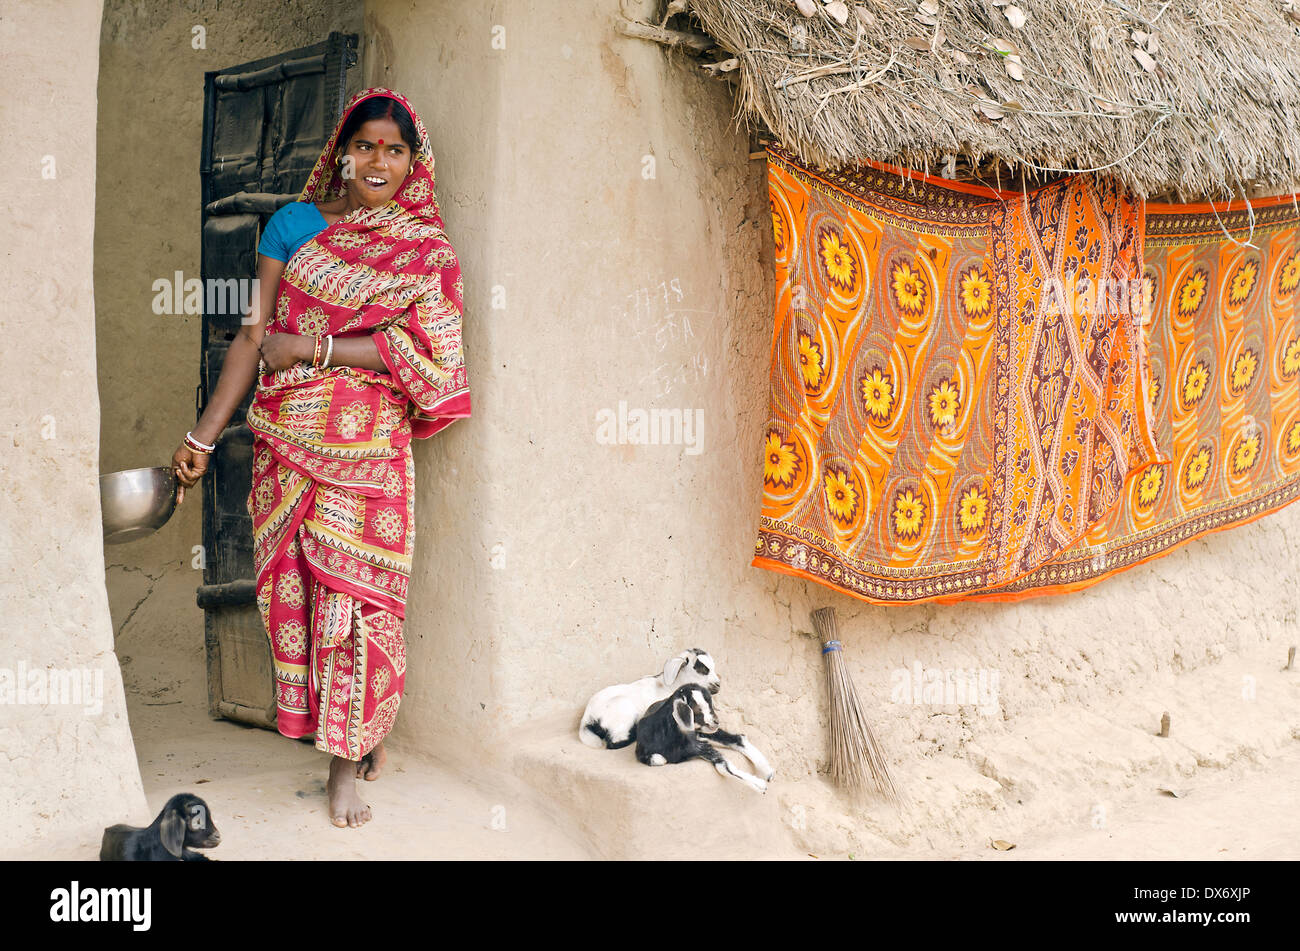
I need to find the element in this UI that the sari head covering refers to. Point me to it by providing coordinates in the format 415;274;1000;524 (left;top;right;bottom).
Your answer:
253;85;469;461
246;89;467;754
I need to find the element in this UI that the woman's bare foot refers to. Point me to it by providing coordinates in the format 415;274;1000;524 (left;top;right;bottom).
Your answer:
356;741;387;781
327;755;372;828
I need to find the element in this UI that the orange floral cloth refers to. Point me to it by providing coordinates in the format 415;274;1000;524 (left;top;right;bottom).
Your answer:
754;144;1300;603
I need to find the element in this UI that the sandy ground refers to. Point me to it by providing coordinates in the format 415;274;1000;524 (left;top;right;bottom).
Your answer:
918;743;1300;861
115;625;594;860
100;620;1300;861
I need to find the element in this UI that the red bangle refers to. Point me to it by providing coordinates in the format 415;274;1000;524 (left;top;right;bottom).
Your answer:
185;431;215;453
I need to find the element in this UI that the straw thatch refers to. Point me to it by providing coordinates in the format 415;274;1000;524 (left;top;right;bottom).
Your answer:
672;0;1300;199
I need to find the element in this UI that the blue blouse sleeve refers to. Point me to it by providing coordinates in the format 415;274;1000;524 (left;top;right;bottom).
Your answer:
258;202;328;263
257;204;293;262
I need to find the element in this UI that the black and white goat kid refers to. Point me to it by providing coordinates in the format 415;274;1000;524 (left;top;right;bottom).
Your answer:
579;648;720;750
635;683;776;793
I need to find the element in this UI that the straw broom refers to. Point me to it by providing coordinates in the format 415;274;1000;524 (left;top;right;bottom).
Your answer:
810;606;899;803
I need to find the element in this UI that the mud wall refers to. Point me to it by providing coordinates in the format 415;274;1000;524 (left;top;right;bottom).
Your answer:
0;0;146;858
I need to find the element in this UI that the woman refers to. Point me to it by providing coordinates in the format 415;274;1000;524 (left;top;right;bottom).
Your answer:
171;88;469;828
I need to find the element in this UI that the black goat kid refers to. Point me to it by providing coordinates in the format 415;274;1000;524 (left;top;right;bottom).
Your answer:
100;793;221;861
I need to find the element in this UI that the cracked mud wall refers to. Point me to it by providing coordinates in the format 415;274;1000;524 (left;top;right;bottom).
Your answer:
0;0;147;857
377;0;1300;852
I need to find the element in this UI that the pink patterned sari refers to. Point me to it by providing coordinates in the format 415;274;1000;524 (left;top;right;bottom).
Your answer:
245;88;469;759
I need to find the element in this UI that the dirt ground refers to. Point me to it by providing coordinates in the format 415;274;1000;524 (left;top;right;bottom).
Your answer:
95;613;1300;861
928;743;1300;861
116;632;593;860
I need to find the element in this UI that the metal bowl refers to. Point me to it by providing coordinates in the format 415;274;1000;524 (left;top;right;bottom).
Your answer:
100;466;179;545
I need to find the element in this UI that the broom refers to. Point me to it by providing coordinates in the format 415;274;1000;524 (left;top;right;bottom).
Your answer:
810;605;899;803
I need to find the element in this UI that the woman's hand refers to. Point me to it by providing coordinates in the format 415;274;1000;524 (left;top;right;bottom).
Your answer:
259;333;313;372
171;444;209;506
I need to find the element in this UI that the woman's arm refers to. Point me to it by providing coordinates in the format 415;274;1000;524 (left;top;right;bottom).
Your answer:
281;333;389;373
326;335;388;372
190;253;286;445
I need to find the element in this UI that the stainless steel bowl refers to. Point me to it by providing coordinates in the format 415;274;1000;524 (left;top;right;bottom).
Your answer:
100;466;179;544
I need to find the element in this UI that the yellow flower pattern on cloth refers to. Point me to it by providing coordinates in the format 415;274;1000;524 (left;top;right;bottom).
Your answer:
1232;434;1260;474
928;379;960;428
1283;336;1300;378
1183;360;1209;406
763;431;800;488
382;466;404;498
957;487;987;534
820;229;856;291
891;260;926;315
824;468;858;524
959;267;991;316
391;249;419;270
1184;446;1211;490
1228;260;1257;305
1230;349;1257;394
422;245;457;269
1137;466;1164;507
404;176;431;204
1280;253;1300;295
861;367;894;421
1177;269;1208;316
798;332;824;388
893;488;925;539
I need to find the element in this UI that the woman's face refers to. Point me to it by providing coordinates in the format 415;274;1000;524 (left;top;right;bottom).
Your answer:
339;116;415;207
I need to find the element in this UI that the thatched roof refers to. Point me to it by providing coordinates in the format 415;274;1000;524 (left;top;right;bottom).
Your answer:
680;0;1300;199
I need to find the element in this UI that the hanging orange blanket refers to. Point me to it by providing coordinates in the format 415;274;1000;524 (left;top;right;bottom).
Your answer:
754;144;1300;604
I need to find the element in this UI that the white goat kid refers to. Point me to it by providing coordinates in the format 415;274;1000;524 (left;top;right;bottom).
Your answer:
578;648;720;749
